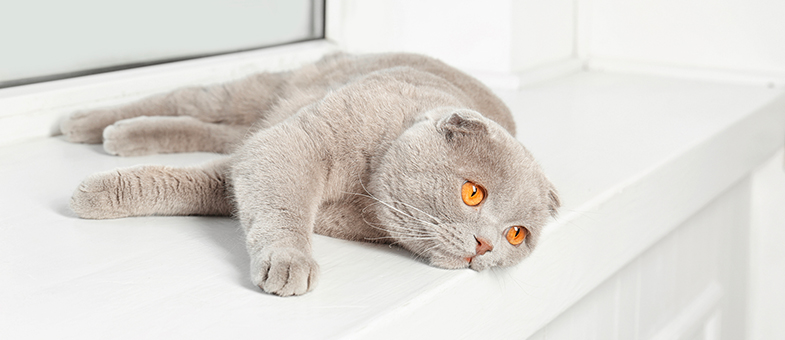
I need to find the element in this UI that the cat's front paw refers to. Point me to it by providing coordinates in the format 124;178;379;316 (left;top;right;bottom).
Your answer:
70;171;130;219
251;246;320;296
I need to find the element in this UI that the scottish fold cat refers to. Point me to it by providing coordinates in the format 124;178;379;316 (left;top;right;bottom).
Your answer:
62;53;560;296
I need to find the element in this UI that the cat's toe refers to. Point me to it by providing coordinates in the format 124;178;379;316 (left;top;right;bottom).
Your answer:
251;247;319;296
102;124;124;156
102;118;153;156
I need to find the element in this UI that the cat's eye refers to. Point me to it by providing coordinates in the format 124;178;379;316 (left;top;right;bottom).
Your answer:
506;226;526;246
461;181;485;206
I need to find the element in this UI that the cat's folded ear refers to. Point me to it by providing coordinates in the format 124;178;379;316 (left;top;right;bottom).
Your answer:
547;186;561;218
437;110;488;139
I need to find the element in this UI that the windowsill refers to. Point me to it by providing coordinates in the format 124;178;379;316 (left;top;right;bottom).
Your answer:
1;47;784;338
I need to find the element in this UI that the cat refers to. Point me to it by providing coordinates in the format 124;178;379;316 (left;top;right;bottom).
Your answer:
61;52;560;296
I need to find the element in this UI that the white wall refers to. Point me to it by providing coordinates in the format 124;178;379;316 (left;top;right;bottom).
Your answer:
328;0;785;80
326;0;510;73
586;0;785;75
326;0;574;74
510;0;574;71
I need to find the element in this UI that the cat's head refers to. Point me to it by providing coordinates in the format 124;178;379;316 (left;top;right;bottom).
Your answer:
367;107;559;270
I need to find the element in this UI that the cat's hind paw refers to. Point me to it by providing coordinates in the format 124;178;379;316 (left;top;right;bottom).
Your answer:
251;246;320;296
61;109;119;144
102;116;156;156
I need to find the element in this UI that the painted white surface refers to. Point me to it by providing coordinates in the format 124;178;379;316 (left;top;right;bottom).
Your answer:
0;0;318;84
510;0;575;72
588;58;785;88
1;69;783;338
0;40;336;147
326;0;512;73
530;177;751;340
325;0;574;74
748;148;785;340
587;0;785;75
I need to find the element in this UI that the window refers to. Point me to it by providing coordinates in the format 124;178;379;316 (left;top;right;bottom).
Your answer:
0;0;324;88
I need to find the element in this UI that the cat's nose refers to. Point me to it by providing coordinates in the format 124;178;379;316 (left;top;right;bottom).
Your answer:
475;236;493;255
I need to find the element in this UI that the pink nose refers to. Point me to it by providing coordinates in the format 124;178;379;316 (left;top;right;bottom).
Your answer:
475;236;493;255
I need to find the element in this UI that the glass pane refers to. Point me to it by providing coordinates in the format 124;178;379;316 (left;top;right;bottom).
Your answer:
0;0;323;87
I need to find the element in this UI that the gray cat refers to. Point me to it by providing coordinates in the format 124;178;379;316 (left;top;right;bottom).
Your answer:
62;53;560;296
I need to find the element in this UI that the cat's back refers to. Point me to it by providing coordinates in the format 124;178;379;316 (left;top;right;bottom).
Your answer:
287;53;515;136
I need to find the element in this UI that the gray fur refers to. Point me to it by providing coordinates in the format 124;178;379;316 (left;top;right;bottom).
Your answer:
63;53;559;296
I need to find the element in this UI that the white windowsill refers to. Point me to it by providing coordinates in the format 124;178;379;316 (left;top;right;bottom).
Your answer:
1;43;784;339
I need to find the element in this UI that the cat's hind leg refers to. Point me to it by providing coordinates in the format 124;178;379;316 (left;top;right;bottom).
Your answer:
70;159;232;219
59;90;208;144
102;116;249;156
61;72;286;144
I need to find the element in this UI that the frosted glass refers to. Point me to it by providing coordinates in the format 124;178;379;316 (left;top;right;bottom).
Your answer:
0;0;321;86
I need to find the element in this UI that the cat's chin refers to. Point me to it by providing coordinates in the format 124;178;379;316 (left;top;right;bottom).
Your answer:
429;256;495;271
468;259;492;271
428;255;471;270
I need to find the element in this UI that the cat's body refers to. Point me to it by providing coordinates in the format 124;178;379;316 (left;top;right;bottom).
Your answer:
63;53;559;296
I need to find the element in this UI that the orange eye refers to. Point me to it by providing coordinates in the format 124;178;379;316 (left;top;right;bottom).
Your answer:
461;182;485;206
506;226;526;246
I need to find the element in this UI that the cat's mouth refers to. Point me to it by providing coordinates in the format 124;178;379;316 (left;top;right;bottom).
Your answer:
429;251;493;270
425;248;474;269
461;249;494;271
467;256;492;271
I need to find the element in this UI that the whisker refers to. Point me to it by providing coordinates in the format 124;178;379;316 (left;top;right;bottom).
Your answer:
348;175;441;226
358;203;424;235
434;229;468;255
361;200;437;232
342;175;444;262
387;231;434;238
420;242;443;255
366;235;437;241
392;200;443;224
363;219;431;238
348;190;442;226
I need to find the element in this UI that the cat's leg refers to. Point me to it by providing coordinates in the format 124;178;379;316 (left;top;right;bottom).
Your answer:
61;72;287;144
314;199;389;242
231;122;325;296
70;158;232;219
102;116;250;156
